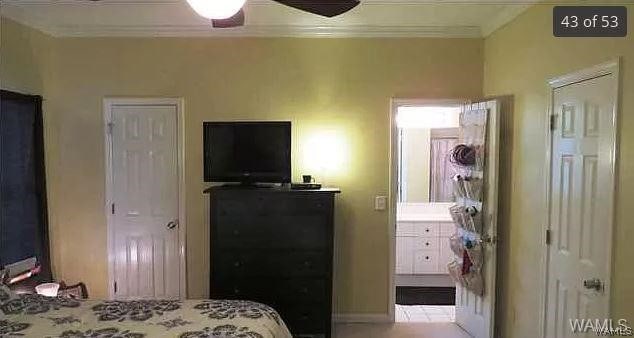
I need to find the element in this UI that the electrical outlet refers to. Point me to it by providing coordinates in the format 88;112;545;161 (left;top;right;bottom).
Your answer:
375;195;387;211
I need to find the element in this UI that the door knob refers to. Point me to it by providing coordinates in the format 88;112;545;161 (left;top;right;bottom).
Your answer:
583;278;603;291
166;220;179;230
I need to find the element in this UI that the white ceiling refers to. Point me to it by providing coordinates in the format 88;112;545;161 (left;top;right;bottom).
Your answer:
0;0;536;38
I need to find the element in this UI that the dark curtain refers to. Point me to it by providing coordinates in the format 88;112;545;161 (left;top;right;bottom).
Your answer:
0;90;50;280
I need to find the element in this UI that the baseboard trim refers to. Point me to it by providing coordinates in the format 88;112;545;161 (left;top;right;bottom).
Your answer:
333;313;392;323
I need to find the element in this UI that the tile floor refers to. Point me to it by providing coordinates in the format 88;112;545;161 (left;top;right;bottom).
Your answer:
395;305;455;322
334;322;470;338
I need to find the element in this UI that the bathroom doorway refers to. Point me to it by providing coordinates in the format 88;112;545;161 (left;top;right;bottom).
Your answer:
391;100;461;323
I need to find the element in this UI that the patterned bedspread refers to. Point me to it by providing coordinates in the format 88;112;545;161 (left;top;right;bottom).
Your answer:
0;285;292;338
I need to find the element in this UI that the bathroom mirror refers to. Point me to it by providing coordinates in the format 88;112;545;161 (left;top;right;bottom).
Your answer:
396;105;460;203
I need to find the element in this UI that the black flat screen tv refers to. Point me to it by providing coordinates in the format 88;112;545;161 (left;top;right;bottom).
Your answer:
203;121;291;184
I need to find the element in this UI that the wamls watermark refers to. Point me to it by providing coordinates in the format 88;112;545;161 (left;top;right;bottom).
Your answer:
569;318;633;336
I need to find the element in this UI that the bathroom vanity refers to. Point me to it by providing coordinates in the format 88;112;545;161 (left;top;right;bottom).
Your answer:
396;203;455;287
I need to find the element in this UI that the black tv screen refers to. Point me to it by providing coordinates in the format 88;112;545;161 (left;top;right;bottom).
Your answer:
203;121;291;183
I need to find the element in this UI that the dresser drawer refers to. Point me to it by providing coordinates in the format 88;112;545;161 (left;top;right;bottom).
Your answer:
216;197;257;215
277;279;328;303
282;304;327;334
275;251;328;276
217;194;330;216
215;216;328;249
214;251;262;275
212;278;328;304
277;195;330;214
215;251;328;277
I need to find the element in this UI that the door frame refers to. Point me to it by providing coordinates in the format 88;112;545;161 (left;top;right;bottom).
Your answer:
388;98;466;322
539;59;621;338
103;97;187;299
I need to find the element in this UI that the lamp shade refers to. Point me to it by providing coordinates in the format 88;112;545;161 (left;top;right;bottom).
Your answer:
186;0;246;20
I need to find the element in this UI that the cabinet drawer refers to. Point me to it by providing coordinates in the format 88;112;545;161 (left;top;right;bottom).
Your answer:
416;222;439;237
439;222;455;237
413;250;439;274
396;222;417;236
439;239;454;273
414;237;439;251
396;237;414;274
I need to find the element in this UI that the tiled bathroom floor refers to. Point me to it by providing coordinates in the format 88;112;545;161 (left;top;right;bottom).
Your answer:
395;305;455;323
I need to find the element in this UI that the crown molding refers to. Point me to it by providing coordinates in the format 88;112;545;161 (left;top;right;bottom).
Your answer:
1;0;536;38
42;24;481;38
481;3;531;36
0;0;540;4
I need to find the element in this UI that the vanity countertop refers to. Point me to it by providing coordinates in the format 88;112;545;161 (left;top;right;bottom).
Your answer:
397;202;453;222
397;213;452;222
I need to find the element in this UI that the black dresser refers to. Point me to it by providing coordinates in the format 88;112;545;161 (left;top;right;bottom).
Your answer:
205;186;340;338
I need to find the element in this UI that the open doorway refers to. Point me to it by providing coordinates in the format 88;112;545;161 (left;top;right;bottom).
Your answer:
389;98;500;337
392;101;461;323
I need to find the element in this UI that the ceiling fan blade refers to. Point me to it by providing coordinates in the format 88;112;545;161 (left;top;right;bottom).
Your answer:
271;0;360;18
212;9;245;28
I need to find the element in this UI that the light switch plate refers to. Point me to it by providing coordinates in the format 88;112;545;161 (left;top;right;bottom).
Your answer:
375;195;387;211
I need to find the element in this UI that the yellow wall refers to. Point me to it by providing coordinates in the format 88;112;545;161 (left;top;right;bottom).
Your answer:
1;18;483;315
0;17;53;94
483;4;634;337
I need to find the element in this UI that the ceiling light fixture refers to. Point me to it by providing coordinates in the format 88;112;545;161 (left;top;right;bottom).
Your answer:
186;0;246;20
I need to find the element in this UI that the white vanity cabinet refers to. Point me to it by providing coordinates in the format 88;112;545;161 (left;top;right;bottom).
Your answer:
396;221;455;275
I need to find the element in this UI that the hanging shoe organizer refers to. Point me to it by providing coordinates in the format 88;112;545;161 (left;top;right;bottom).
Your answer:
446;106;489;296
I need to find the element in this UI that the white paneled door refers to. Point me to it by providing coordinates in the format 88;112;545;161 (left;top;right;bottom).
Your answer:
107;101;183;299
454;100;500;338
545;70;617;337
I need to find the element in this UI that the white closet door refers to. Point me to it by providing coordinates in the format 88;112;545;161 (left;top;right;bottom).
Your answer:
109;104;181;299
545;73;616;338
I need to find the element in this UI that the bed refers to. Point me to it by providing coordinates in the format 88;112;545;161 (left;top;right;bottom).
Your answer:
0;285;292;338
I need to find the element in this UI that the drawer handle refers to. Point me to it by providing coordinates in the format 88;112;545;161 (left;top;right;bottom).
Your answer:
425;242;430;246
425;256;430;260
233;261;241;267
425;229;430;232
